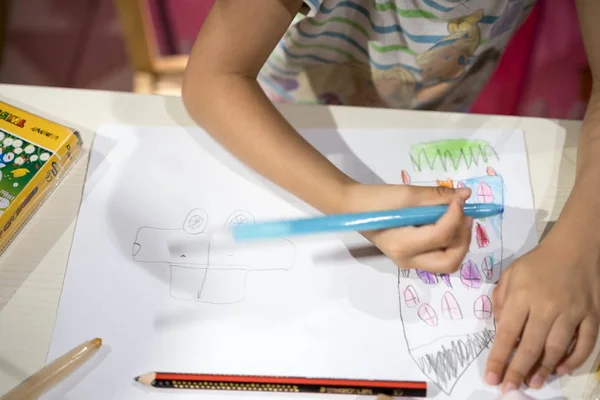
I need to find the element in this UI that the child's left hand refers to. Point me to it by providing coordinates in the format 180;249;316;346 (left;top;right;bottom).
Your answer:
484;230;600;393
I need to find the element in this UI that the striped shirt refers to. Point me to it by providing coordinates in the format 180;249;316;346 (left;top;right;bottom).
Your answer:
257;0;536;112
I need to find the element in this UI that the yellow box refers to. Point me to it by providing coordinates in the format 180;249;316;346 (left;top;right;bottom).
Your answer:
0;101;82;255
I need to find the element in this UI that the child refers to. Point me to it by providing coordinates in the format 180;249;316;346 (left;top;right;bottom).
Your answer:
182;0;600;394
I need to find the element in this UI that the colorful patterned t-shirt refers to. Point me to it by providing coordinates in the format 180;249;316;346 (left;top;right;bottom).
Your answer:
257;0;536;112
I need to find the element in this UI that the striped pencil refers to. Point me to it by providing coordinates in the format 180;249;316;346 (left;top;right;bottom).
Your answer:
134;372;427;397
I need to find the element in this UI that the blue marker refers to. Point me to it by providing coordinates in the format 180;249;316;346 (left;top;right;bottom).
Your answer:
230;203;504;242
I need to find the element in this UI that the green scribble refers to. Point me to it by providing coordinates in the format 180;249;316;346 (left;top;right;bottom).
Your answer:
374;1;438;18
410;139;499;172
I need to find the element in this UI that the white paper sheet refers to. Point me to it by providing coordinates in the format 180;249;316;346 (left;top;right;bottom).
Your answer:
44;125;564;400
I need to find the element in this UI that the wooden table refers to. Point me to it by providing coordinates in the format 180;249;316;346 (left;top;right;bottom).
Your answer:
0;83;594;398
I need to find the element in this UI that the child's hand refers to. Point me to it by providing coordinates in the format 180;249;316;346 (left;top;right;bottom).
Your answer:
346;183;473;273
485;232;600;392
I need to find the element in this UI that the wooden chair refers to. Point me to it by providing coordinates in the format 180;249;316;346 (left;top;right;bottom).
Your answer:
113;0;189;95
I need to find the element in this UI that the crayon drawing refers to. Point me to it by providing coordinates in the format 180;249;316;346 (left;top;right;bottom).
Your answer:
398;169;504;395
47;126;560;400
132;208;296;304
410;139;499;172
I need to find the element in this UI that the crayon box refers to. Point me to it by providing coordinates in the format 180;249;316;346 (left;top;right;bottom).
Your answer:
0;101;82;255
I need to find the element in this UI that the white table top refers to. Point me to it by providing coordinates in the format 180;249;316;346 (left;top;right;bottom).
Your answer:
0;83;594;399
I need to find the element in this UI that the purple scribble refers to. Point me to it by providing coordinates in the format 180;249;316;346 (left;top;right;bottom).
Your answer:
416;269;438;285
269;74;299;91
474;295;493;319
460;260;481;289
418;303;438;327
440;273;452;288
319;92;344;105
441;292;463;320
481;255;494;280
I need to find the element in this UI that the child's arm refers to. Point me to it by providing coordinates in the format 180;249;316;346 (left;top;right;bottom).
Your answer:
486;0;600;392
182;0;473;274
182;0;353;215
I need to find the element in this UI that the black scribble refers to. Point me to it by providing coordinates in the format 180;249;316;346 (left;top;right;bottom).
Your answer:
183;208;208;234
225;210;255;226
196;264;209;301
415;328;495;394
133;209;296;304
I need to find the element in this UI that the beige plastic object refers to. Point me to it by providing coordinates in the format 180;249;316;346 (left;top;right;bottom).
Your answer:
0;338;102;400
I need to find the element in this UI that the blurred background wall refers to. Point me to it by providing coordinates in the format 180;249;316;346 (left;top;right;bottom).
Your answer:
0;0;592;120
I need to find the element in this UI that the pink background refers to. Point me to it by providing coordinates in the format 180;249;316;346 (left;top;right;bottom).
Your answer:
148;0;213;55
471;0;589;119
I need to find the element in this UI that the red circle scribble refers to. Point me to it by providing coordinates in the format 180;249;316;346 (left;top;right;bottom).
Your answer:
474;295;493;319
475;222;490;249
404;285;419;308
418;303;438;327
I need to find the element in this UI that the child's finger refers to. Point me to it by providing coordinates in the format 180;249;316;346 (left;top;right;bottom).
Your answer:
445;214;473;258
500;311;556;392
407;248;463;274
404;185;471;207
407;215;472;273
401;199;466;256
485;303;529;387
492;268;512;322
526;315;577;388
555;315;599;375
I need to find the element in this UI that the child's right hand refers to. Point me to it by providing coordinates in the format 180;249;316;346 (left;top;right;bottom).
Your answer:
345;183;473;273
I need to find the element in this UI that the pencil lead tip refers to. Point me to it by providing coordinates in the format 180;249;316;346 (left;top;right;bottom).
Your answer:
134;376;139;382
